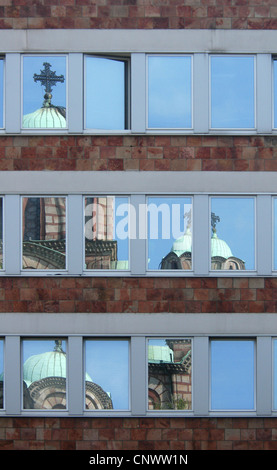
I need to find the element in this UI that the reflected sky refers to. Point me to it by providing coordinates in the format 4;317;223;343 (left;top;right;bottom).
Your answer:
211;340;255;410
211;197;255;270
85;57;126;130
273;340;277;409
23;56;66;116
85;340;129;410
211;56;255;129
147;197;192;270
0;59;3;128
274;199;277;270
274;61;277;128
148;56;192;129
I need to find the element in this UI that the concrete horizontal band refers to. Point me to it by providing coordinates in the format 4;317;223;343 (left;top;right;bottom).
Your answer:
1;312;277;335
2;29;277;54
1;171;277;194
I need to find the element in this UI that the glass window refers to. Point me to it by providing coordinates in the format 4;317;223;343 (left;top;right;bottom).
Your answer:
0;198;3;270
0;339;3;409
274;59;277;129
210;55;255;129
148;55;192;129
84;196;129;270
273;339;277;409
210;339;255;410
22;197;66;270
22;338;67;410
274;198;277;270
0;58;3;129
148;338;192;410
210;197;255;271
22;56;67;129
147;197;192;270
85;56;128;130
84;339;129;410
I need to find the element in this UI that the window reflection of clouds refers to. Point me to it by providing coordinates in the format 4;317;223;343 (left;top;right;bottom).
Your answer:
148;56;192;129
274;61;277;129
85;57;126;130
211;340;255;410
211;56;255;129
211;197;255;270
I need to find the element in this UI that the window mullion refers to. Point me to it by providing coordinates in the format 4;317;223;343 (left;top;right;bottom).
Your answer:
5;336;21;415
256;195;272;275
5;195;21;275
131;336;146;415
67;195;83;275
193;336;209;415
130;194;146;276
67;53;83;134
256;54;272;133
67;336;84;415
193;53;209;133
5;53;21;134
131;53;146;133
193;195;209;275
256;336;272;415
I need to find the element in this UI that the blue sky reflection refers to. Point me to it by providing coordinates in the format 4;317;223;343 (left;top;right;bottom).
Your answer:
148;56;192;129
211;56;255;129
211;340;255;410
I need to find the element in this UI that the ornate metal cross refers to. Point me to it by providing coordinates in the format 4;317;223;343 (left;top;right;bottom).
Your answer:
33;62;65;94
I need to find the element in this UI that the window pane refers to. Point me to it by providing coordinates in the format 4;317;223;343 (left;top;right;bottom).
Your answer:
274;198;277;270
22;197;66;270
85;57;126;130
22;339;67;410
0;198;3;270
85;339;129;410
148;56;192;128
274;60;277;129
273;340;277;409
0;58;3;128
211;56;255;129
210;340;255;410
148;338;192;410
22;56;66;129
210;197;255;270
147;197;192;270
84;196;129;270
0;339;4;409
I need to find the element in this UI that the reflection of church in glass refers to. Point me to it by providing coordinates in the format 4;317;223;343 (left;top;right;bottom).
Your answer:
148;340;192;410
23;340;113;410
22;197;66;269
160;210;245;270
22;62;66;129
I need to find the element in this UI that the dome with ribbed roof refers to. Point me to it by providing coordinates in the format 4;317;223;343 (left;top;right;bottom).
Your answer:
23;340;92;387
22;104;66;129
171;227;192;256
211;230;233;259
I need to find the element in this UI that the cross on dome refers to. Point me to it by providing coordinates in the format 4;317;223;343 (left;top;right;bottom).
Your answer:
33;62;65;94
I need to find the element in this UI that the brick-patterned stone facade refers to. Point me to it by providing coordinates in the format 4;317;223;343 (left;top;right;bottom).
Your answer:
1;417;277;451
1;0;277;31
1;0;277;453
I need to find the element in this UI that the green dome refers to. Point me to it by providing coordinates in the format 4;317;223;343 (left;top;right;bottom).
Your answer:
148;345;173;363
23;106;66;129
23;342;92;386
211;231;233;259
171;228;192;256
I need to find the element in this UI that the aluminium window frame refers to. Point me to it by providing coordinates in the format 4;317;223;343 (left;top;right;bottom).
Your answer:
0;312;275;417
209;54;257;132
146;53;193;131
0;170;275;277
83;54;131;132
20;53;69;132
